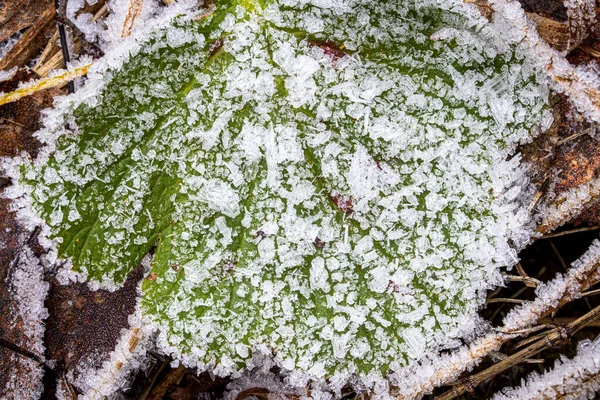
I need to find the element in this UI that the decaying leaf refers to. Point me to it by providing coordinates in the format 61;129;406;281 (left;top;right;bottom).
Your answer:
0;197;47;400
44;265;144;397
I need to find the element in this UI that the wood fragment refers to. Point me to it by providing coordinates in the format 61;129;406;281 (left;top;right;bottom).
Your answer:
0;4;55;72
33;3;107;78
32;31;59;73
147;365;186;400
0;0;54;43
32;38;83;78
525;12;571;51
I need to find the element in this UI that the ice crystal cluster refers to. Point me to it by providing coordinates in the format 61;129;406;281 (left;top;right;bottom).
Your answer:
13;0;550;379
492;336;600;400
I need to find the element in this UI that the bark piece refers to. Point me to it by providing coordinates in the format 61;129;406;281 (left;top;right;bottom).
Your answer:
0;4;55;72
0;0;54;43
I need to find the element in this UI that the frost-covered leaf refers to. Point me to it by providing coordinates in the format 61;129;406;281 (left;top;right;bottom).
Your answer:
13;0;550;380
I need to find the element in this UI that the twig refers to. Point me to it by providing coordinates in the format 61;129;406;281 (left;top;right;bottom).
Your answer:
486;298;525;305
138;358;170;400
235;388;301;400
435;305;600;400
492;337;600;399
549;240;568;271
147;365;186;400
541;225;600;239
55;0;74;93
556;127;595;145
511;263;540;288
505;275;540;287
0;337;45;364
490;285;530;321
581;287;600;297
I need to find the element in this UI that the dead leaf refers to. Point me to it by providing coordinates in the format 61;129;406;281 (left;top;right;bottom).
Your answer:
0;193;46;399
44;265;144;394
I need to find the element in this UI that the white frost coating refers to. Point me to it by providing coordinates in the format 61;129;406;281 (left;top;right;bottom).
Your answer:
7;246;50;357
100;0;162;50
8;0;589;394
0;66;17;83
564;0;596;50
76;302;148;399
538;177;600;235
503;238;600;330
492;335;600;400
2;353;45;400
0;32;23;60
66;0;96;41
389;238;600;399
489;0;600;124
0;0;201;292
2;245;48;400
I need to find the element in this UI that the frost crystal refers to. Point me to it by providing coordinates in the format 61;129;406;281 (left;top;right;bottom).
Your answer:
492;336;600;400
10;0;550;381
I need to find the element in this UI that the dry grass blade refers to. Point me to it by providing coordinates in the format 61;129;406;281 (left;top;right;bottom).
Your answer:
0;64;90;107
556;126;595;146
33;4;108;78
581;287;600;297
121;0;144;38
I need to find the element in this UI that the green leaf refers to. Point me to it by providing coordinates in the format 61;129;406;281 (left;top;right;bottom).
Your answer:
20;0;548;378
